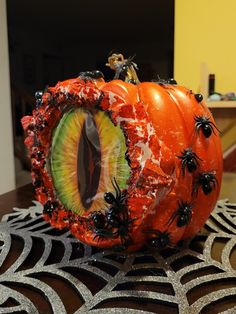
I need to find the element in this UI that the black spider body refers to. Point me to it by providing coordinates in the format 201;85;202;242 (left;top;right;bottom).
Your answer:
33;179;42;188
145;230;171;249
35;90;43;108
168;201;193;227
167;78;177;85
43;200;58;217
194;115;219;138
193;171;218;196
104;192;115;204
194;93;203;103
113;56;138;81
104;178;127;213
178;148;201;175
79;70;104;81
91;212;106;229
106;211;120;228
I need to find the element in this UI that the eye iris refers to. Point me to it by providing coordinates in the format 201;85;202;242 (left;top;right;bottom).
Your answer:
50;108;129;215
78;112;101;209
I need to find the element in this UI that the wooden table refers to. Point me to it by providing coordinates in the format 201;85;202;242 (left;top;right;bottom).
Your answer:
0;183;34;217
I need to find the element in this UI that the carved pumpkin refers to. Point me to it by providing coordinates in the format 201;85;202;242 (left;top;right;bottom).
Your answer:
22;54;223;251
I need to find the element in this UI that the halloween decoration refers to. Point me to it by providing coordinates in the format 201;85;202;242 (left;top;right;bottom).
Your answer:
22;53;223;251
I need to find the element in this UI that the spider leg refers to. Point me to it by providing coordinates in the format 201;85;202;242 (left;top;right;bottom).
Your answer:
166;210;178;226
212;179;217;190
209;121;221;135
181;159;187;176
93;233;101;242
143;229;162;236
112;177;120;200
192;181;200;197
192;151;203;161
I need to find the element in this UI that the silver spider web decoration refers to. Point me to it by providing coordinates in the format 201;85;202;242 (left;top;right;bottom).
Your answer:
0;200;236;313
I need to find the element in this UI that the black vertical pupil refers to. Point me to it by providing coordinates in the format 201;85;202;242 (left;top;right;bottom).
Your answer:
78;111;101;209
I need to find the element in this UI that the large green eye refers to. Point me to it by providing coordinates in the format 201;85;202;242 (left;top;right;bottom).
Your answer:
50;108;129;215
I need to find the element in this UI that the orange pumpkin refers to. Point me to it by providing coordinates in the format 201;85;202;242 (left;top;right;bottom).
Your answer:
22;54;222;251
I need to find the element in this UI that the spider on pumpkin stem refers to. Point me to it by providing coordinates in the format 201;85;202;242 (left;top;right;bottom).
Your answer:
177;148;202;175
194;115;220;138
193;171;218;196
167;201;193;227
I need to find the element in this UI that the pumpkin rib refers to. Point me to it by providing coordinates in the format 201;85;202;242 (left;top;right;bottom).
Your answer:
99;83;176;247
137;84;194;243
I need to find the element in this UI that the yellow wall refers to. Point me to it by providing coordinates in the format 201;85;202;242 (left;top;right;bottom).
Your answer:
174;0;236;94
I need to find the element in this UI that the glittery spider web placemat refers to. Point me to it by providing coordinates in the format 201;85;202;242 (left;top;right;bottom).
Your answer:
0;200;236;314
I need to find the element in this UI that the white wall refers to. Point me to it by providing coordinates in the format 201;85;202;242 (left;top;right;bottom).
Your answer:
0;0;15;194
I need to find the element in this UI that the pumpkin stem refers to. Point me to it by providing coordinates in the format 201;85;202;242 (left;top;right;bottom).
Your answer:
106;53;140;84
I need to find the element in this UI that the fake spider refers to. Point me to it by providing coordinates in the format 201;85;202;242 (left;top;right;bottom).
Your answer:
194;115;220;138
104;178;127;213
152;76;177;88
78;70;104;81
35;90;43;108
92;214;134;247
145;230;172;249
89;178;133;247
167;78;177;85
193;171;218;196
167;201;193;227
90;211;106;229
177;148;202;175
194;93;203;103
43;200;58;217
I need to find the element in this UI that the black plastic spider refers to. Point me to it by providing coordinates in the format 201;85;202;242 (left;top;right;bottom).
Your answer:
167;201;193;227
35;90;43;108
177;148;202;175
167;78;177;85
104;178;127;213
90;211;106;229
113;55;138;81
194;93;203;103
43;200;58;217
78;70;104;81
144;230;172;249
93;214;134;247
193;171;218;196
152;76;177;87
194;115;220;138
